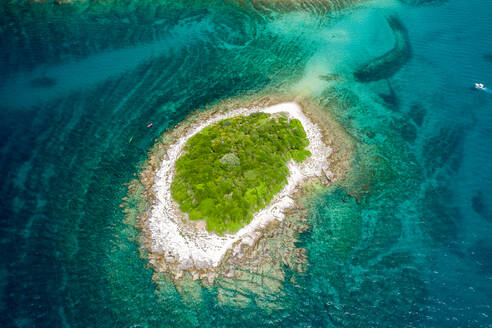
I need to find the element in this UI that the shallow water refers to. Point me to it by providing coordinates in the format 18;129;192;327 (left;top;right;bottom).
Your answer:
1;0;491;327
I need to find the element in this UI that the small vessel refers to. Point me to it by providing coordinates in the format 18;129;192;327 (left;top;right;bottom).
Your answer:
475;82;485;90
147;123;153;128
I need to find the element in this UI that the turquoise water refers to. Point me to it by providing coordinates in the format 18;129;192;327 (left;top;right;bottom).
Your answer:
1;0;491;326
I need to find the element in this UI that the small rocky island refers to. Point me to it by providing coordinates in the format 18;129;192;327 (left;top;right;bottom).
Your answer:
124;101;345;286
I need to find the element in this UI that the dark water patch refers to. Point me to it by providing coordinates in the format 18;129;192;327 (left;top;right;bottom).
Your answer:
483;53;492;63
422;127;465;176
392;118;417;143
421;186;460;248
469;239;492;274
378;80;400;110
378;92;399;108
409;103;426;127
363;209;403;259
354;16;411;82
30;76;56;88
472;191;491;222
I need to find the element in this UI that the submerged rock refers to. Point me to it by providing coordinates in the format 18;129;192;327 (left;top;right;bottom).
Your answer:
354;16;411;82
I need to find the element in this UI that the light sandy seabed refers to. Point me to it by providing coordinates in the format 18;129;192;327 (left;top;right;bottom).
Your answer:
146;102;333;271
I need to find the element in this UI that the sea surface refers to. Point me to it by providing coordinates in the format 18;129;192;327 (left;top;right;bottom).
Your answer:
1;0;491;327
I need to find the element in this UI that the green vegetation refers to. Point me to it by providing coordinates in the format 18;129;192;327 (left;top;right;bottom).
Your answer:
171;112;311;234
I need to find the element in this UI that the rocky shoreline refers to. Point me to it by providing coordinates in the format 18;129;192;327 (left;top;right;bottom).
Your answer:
122;95;354;300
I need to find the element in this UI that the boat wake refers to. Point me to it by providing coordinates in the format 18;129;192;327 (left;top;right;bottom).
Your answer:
475;83;492;94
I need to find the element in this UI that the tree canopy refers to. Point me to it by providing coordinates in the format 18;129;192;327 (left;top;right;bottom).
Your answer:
171;112;310;234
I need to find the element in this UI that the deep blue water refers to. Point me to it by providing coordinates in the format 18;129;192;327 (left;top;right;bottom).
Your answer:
0;0;491;327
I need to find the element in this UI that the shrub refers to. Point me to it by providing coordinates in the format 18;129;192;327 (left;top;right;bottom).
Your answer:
171;112;310;234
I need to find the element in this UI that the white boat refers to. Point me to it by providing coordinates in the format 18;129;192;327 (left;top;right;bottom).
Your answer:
475;82;485;90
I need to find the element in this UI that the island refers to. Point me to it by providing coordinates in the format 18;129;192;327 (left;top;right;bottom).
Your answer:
123;100;351;285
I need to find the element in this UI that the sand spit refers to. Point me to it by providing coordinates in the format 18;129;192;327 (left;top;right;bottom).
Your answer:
143;102;333;276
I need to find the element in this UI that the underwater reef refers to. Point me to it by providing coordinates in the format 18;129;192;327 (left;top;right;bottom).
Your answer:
354;16;411;82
